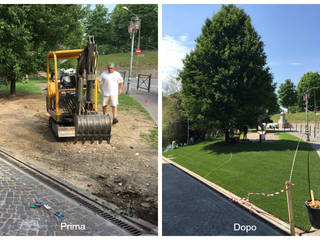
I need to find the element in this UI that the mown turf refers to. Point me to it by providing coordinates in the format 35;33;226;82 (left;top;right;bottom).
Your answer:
0;78;47;95
163;133;320;231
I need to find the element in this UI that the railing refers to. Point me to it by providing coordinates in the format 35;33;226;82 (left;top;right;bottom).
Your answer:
137;74;152;92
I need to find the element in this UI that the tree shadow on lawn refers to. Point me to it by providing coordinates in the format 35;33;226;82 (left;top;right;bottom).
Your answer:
201;139;314;155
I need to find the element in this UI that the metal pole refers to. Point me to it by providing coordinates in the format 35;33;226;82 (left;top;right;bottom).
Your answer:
126;31;135;94
306;93;310;141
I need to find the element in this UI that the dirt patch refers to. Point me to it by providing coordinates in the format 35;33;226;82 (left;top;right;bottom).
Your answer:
0;92;157;224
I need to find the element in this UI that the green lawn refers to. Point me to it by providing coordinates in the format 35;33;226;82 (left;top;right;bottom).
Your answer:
163;133;320;231
0;77;47;95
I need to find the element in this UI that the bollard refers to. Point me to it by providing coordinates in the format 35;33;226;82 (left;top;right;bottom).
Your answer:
286;181;295;236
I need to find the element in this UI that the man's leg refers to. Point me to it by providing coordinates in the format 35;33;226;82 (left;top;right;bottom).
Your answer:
112;106;118;124
111;95;119;124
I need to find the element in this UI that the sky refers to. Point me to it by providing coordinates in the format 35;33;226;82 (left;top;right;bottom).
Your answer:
162;4;320;93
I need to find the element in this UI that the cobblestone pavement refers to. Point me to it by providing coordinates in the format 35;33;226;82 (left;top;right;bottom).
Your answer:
0;156;130;236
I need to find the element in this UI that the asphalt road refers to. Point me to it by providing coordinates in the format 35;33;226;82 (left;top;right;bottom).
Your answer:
123;78;158;124
162;163;288;236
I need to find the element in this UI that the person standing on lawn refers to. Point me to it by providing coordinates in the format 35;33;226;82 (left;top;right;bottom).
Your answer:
97;62;123;124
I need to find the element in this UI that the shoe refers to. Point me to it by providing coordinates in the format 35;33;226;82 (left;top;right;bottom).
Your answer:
113;118;119;124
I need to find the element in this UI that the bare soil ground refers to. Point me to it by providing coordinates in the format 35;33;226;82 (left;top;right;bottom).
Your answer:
0;92;158;224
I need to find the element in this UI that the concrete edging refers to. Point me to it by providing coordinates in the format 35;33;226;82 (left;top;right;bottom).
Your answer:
163;156;304;235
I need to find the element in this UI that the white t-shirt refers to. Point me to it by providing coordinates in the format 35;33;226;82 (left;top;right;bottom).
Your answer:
98;71;123;96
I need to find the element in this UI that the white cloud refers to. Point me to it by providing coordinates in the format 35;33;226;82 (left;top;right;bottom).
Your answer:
161;35;191;91
289;61;303;66
179;34;188;42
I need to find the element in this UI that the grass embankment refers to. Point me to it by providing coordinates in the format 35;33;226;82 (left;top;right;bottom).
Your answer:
64;50;158;71
163;133;320;231
271;112;319;123
98;50;158;70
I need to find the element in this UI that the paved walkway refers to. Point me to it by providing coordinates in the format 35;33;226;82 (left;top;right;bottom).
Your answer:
0;156;131;236
287;131;320;158
162;163;287;236
125;78;158;124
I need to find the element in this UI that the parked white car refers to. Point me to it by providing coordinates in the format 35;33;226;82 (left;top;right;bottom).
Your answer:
266;123;279;129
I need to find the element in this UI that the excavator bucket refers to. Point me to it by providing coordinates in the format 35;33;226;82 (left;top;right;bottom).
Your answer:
74;114;112;143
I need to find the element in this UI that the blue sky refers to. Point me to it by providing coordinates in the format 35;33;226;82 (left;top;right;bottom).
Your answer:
162;4;320;92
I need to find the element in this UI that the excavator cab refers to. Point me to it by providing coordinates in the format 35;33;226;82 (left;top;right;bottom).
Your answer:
46;36;111;143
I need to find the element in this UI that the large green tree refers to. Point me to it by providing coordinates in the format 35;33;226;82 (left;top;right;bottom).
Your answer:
0;5;87;94
0;5;36;94
162;93;188;147
108;4;158;53
278;79;297;112
85;4;111;53
180;5;277;142
297;72;320;111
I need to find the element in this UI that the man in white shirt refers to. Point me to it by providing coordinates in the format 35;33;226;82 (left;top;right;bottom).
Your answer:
97;62;123;124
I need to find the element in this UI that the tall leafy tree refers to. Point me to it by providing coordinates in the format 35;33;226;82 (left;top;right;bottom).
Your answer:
162;93;188;147
278;79;297;112
0;5;88;94
0;5;36;94
108;4;158;53
85;5;110;48
180;5;277;142
297;72;320;111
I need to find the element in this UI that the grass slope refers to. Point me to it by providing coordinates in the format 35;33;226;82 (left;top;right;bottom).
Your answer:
271;112;319;123
163;133;320;231
98;50;158;70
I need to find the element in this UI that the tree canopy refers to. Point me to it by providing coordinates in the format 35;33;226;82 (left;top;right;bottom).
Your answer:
85;4;158;54
297;72;320;111
278;79;297;112
0;4;87;94
0;4;158;95
179;5;278;142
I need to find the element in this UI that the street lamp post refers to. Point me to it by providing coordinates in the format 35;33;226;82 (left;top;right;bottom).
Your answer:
304;91;310;141
123;7;141;94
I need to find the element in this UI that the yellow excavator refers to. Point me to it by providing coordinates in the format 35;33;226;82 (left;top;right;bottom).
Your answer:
46;36;111;143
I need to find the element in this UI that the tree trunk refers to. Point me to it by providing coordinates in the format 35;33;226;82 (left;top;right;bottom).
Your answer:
10;76;16;95
225;129;229;143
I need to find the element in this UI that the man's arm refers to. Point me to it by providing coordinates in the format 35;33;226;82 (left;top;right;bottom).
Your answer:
97;80;101;93
118;72;123;95
97;73;103;94
118;82;123;95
